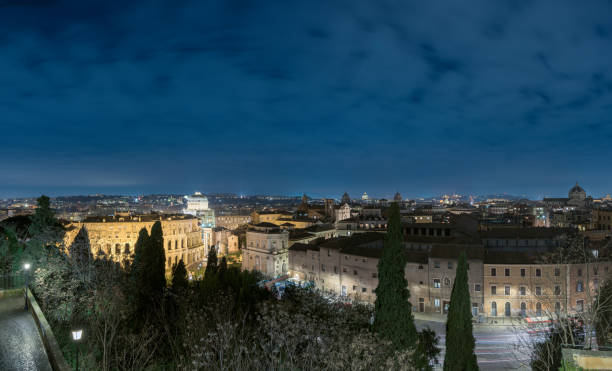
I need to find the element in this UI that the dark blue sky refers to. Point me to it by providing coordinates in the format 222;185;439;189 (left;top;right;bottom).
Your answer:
1;0;611;199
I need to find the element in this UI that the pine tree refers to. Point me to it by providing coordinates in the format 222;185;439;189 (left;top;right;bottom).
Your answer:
374;202;417;349
171;259;188;292
444;251;478;371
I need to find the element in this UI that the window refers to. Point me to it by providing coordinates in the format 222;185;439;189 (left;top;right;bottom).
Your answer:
434;279;441;288
491;302;497;316
521;302;527;316
115;244;121;254
448;262;453;269
555;268;560;277
577;268;582;277
342;267;347;273
362;287;367;293
536;302;542;316
444;278;451;286
475;284;481;292
536;268;541;277
491;285;497;295
536;286;542;296
594;267;599;276
321;264;326;272
555;285;561;295
372;272;377;278
577;300;584;312
505;302;511;316
576;281;583;292
353;270;358;276
521;268;526;277
594;279;600;291
491;268;497;276
434;261;440;268
434;299;440;308
334;266;338;274
168;241;172;250
555;302;561;314
505;285;510;295
520;286;526;296
505;268;510;277
327;250;331;257
352;285;357;291
418;265;424;270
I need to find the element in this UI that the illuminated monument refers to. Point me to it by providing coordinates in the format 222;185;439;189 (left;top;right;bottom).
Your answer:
184;192;215;253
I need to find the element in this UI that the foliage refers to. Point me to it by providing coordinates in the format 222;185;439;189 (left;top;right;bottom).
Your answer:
374;202;417;349
444;251;478;371
530;320;583;371
415;327;441;370
595;275;612;347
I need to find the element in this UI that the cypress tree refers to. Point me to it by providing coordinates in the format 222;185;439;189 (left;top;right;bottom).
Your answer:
374;202;417;348
205;246;218;276
146;221;167;299
129;228;150;315
171;259;188;292
443;251;478;371
218;256;228;282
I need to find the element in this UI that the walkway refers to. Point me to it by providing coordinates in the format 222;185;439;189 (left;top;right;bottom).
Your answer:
0;295;52;371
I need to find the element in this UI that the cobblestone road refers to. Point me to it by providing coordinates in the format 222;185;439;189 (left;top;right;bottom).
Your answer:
0;295;52;371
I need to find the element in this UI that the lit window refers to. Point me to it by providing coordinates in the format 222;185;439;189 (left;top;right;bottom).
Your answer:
434;279;441;288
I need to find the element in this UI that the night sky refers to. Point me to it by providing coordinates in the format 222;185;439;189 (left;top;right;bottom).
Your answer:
1;0;611;199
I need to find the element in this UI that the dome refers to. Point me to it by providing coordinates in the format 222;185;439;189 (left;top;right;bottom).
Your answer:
191;191;208;200
568;182;586;200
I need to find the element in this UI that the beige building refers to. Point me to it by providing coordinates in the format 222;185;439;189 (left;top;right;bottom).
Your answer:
288;227;610;319
242;222;289;278
215;214;251;230
64;213;205;273
592;208;612;232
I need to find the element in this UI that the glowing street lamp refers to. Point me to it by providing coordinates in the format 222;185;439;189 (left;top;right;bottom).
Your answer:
72;329;83;370
23;263;31;310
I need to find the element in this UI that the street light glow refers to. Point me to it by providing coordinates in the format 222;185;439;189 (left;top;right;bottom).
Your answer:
24;263;30;270
72;329;83;341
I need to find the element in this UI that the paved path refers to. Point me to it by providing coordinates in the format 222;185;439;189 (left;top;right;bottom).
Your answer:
0;295;52;371
416;319;531;370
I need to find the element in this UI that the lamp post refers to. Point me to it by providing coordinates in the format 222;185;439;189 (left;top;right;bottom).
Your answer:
71;329;83;371
23;263;31;311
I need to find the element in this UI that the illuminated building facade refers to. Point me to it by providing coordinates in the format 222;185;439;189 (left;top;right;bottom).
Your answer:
64;213;205;273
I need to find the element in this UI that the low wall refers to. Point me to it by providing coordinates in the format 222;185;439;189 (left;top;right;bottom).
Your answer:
563;348;612;370
26;288;71;371
0;288;22;299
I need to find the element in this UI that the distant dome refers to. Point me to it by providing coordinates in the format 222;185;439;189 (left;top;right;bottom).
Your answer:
191;191;208;199
569;182;586;200
394;192;402;202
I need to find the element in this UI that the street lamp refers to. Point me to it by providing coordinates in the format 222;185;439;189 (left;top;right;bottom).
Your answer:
72;329;83;371
23;263;31;310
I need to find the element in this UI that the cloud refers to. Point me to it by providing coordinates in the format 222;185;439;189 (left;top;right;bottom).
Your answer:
0;0;611;197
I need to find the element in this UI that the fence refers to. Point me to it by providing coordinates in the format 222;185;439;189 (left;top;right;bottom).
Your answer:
0;273;26;290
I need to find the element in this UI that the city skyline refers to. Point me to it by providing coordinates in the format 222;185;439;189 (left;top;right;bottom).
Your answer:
2;0;612;198
1;181;609;202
